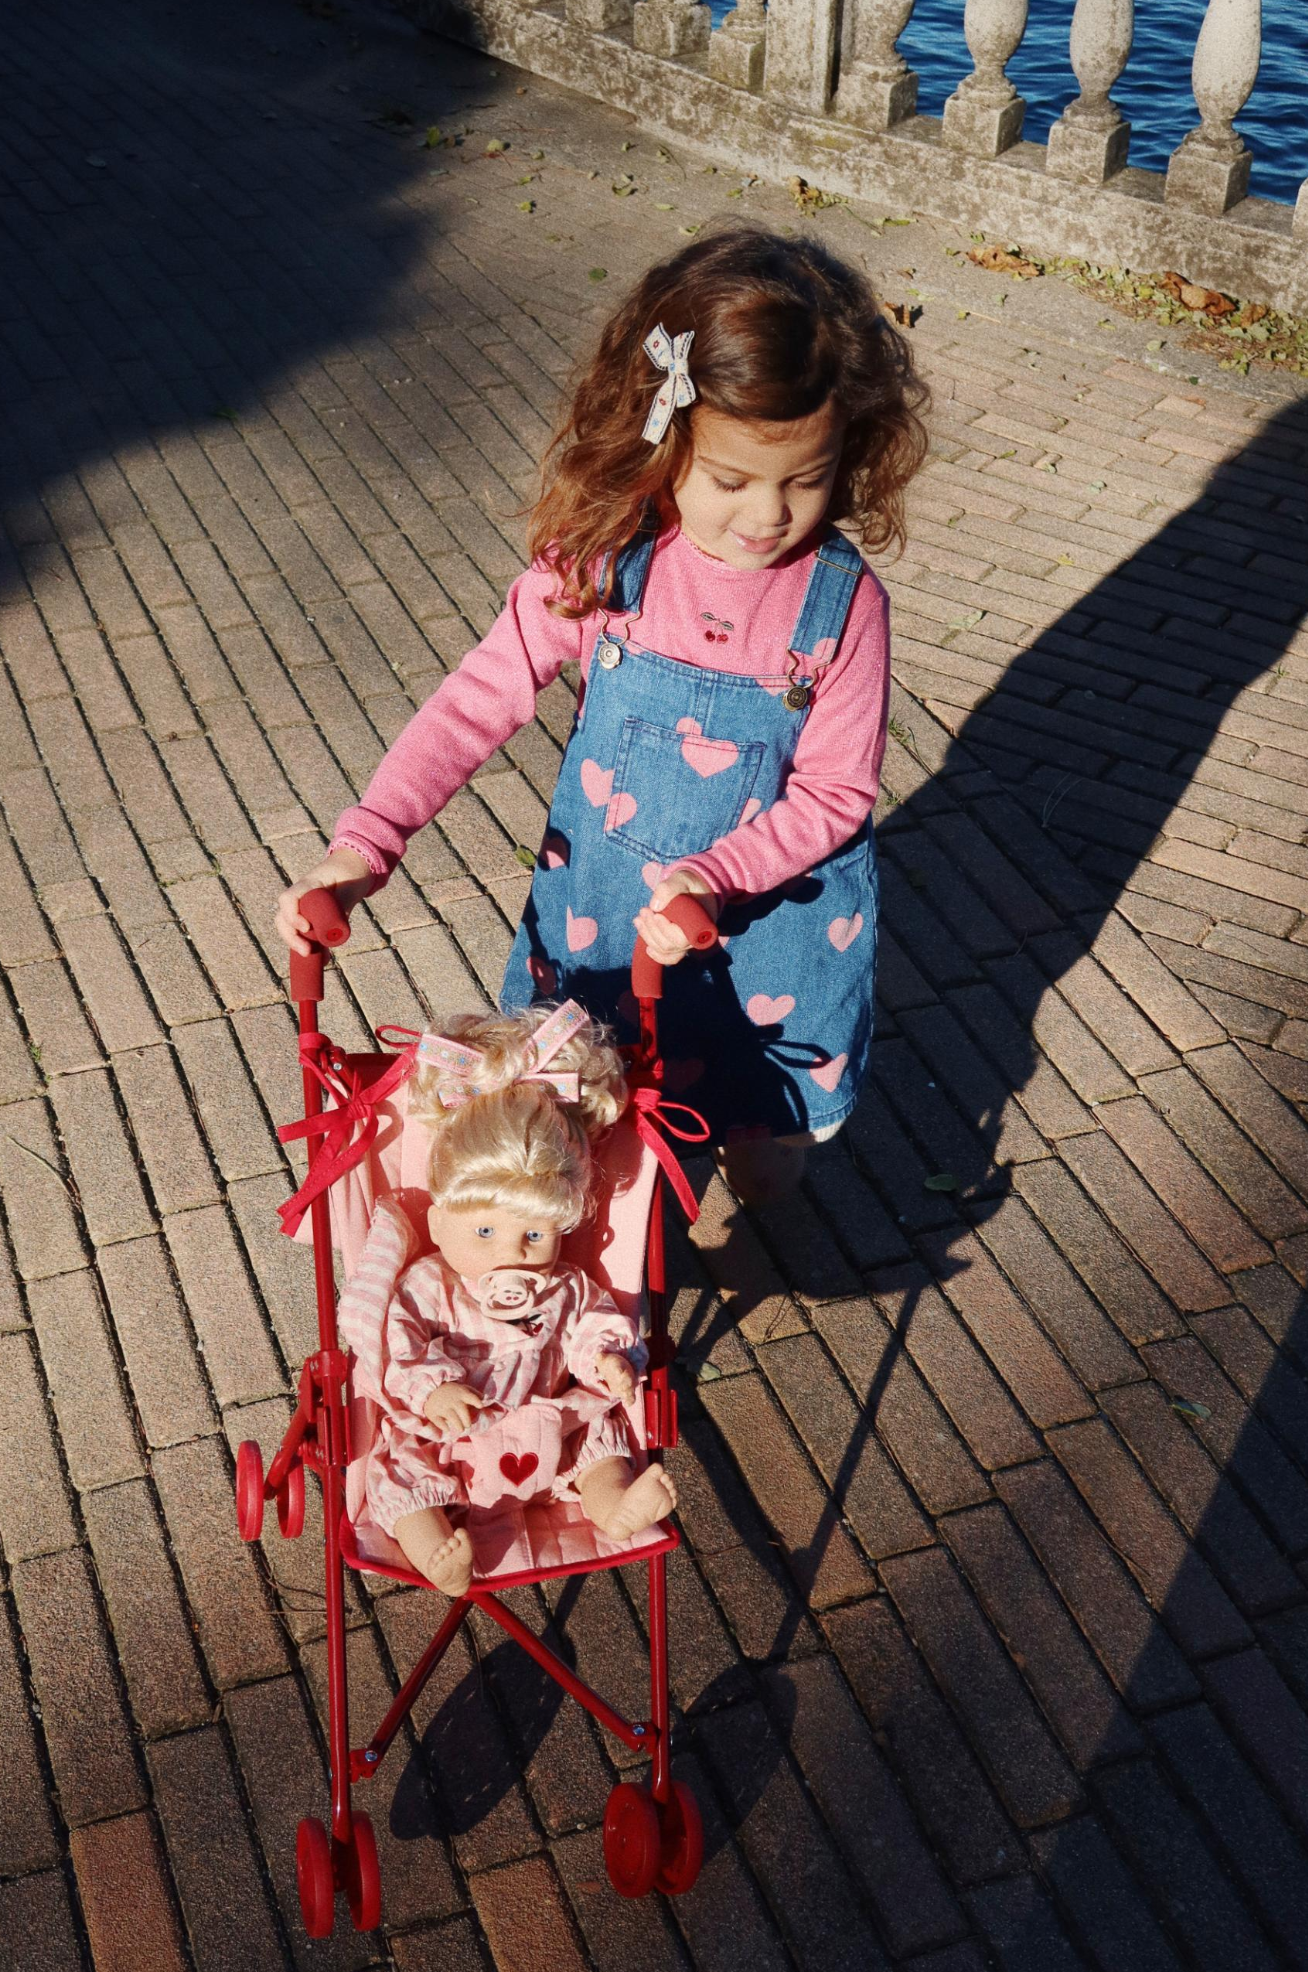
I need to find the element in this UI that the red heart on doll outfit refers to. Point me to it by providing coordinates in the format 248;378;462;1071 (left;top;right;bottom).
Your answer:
499;1452;539;1487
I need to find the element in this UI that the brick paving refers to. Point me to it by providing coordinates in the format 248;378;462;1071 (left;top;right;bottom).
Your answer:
1;0;1308;1965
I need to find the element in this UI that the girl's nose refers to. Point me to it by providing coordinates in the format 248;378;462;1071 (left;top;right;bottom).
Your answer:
747;489;788;529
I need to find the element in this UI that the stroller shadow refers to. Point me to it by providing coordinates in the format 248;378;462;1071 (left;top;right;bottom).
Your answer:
666;396;1308;1927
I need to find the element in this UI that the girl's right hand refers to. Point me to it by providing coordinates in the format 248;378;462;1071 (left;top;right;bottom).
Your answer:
275;847;375;956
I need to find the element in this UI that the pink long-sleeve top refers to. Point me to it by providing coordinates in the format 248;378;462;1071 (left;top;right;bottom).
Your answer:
332;526;890;901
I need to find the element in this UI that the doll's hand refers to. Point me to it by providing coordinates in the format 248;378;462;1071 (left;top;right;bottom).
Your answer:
594;1352;637;1405
424;1382;486;1437
634;869;720;968
276;848;374;957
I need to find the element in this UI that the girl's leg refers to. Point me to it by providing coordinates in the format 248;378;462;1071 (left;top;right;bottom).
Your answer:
716;1137;807;1205
575;1456;677;1542
393;1504;474;1596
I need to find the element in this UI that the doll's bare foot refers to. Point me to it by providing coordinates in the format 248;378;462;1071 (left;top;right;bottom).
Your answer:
393;1508;475;1597
422;1527;474;1596
577;1457;677;1541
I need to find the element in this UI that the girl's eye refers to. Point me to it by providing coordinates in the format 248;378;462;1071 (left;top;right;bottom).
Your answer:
711;477;745;493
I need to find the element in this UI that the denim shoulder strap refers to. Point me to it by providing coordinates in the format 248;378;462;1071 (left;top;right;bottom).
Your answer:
603;512;660;616
789;528;865;660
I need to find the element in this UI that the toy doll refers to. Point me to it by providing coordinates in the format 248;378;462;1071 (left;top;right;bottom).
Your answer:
337;1000;677;1596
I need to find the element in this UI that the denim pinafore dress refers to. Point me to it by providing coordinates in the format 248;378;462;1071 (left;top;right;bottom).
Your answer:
501;523;879;1145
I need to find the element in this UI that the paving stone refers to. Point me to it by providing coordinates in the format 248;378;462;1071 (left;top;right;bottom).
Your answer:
761;1655;966;1958
1092;1759;1278;1972
1094;1094;1274;1273
12;1545;147;1825
0;1871;83;1972
824;1596;1016;1885
1013;1159;1184;1345
1190;1298;1308;1467
163;1202;286;1406
393;1916;495;1972
969;1193;1142;1392
698;1371;876;1610
1056;1129;1231;1312
25;1268;141;1491
96;1232;217;1446
148;1726;287;1972
223;1675;379;1971
1149;1703;1308;1972
9;954;103;1074
1028;1816;1187;1972
755;1331;933;1561
469;1854;589;1972
0;1096;86;1279
82;1479;211;1738
58;910;164;1053
918;1227;1093;1428
870;1262;1041;1469
0;1587;61;1875
966;1871;1086;1972
113;1043;222;1214
1099;1381;1301;1617
696;1699;891;1971
1048;1418;1250;1658
152;1435;289;1689
69;1811;189;1972
1140;1065;1308;1243
553;1825;691;1972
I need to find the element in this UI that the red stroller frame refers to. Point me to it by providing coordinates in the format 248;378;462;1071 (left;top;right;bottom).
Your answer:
234;887;718;1939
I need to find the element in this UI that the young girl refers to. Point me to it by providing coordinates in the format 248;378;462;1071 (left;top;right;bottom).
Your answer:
338;1001;674;1598
277;226;928;1198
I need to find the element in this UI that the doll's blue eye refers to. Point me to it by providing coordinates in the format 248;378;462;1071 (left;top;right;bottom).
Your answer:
476;1225;494;1238
525;1230;545;1244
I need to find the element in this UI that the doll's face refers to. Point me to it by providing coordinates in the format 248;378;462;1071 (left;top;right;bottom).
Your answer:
428;1202;562;1283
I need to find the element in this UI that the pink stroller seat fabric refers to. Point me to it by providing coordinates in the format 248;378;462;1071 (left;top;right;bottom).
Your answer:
306;1058;676;1589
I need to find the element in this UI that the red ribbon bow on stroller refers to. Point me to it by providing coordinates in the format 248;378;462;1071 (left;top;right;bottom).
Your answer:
630;1082;710;1223
276;1039;419;1238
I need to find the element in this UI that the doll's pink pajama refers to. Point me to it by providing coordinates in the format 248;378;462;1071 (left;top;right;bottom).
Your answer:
337;1199;644;1533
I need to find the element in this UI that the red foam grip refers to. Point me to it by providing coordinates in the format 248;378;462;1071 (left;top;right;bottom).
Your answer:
631;893;718;1001
299;887;350;947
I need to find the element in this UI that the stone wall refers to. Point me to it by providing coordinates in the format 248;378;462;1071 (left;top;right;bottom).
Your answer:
405;0;1308;317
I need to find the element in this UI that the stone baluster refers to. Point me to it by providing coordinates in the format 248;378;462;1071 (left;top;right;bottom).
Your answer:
709;0;768;91
566;0;633;30
836;0;921;131
942;0;1030;157
764;0;842;115
1165;0;1261;215
633;0;709;60
1046;0;1133;183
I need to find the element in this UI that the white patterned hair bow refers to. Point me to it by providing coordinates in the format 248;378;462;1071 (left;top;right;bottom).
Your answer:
641;324;696;444
418;999;588;1107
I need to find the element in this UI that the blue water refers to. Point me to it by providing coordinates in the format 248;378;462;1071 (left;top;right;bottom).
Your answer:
706;1;1307;205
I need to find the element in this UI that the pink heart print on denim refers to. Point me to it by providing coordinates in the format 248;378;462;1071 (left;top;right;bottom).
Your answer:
501;520;877;1144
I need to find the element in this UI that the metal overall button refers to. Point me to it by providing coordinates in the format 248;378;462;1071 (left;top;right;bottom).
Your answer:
783;683;810;711
595;638;623;670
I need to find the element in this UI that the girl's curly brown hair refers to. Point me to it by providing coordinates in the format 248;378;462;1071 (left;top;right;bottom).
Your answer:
529;225;930;618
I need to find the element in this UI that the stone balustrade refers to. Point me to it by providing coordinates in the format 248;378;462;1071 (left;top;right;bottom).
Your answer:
408;0;1308;315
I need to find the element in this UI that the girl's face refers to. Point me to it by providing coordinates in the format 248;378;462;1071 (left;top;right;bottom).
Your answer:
429;1201;562;1280
673;400;844;570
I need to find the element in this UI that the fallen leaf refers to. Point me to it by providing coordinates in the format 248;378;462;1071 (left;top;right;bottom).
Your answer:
695;1362;723;1384
483;137;507;155
612;183;635;197
423;125;443;147
621;140;634;151
517;199;535;213
531;149;545;161
653;202;675;211
85;153;108;168
967;242;1041;278
1146;337;1165;350
588;267;608;281
679;224;700;235
787;174;845;215
924;1172;958;1193
1169;1396;1212;1421
1087;479;1107;491
880;300;916;328
513;845;537;870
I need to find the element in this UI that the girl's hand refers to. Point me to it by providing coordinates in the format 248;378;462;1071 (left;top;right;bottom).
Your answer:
634;869;720;968
594;1352;637;1405
424;1382;486;1437
276;848;374;956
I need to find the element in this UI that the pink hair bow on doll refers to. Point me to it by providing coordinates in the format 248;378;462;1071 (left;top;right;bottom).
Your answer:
418;998;587;1106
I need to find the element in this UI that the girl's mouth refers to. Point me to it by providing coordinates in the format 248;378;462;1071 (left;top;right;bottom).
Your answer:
731;530;785;555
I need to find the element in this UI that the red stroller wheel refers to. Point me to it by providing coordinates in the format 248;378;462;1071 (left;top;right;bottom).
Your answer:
296;1817;335;1939
654;1781;704;1896
235;1441;265;1542
343;1811;381;1932
603;1782;662;1898
277;1461;306;1539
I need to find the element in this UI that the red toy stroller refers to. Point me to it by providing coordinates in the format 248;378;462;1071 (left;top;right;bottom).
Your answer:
233;887;719;1939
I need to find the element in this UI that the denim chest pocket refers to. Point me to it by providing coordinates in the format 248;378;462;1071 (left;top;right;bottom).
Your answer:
604;715;767;864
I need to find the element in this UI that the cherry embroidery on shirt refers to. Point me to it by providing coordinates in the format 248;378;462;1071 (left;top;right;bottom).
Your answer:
700;611;733;644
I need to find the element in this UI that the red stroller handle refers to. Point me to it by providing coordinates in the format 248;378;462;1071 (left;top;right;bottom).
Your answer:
289;886;353;1003
632;894;718;1001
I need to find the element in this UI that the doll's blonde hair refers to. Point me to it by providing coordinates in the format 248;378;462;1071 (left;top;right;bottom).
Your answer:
409;1004;626;1230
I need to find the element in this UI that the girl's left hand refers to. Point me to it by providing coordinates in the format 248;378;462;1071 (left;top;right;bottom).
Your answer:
594;1352;637;1405
634;869;720;967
